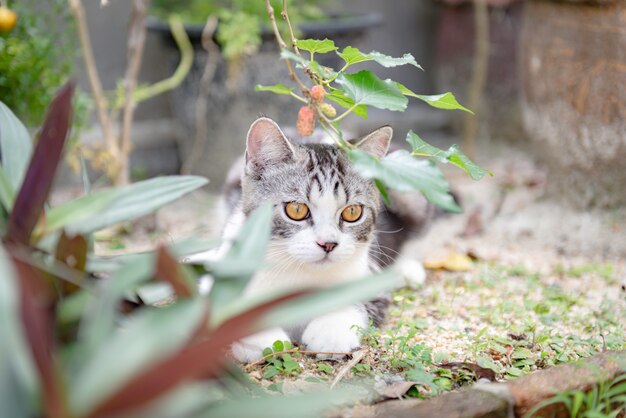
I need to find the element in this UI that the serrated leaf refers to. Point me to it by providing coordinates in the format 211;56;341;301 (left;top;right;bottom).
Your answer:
326;89;368;119
255;84;293;95
337;47;422;69
336;71;407;112
368;51;422;69
347;149;461;213
406;131;490;180
337;46;371;66
296;38;337;54
396;83;473;114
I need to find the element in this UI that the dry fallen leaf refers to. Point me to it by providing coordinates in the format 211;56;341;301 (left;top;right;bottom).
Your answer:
423;252;474;272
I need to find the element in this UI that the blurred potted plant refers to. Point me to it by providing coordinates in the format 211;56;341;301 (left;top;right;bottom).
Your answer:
0;0;88;130
147;0;382;187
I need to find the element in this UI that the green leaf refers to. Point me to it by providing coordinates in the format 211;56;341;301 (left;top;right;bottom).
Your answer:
337;46;372;66
207;204;273;317
263;365;280;379
406;368;436;387
511;347;533;360
337;47;422;69
506;367;523;377
70;299;206;417
202;387;363;418
406;131;491;180
0;245;38;418
368;51;422;69
326;89;368;119
255;84;293;95
45;176;208;235
395;83;473;114
417;93;473;114
317;363;333;374
283;355;301;373
296;38;337;54
258;270;404;330
272;340;284;353
348;149;461;213
374;179;390;206
0;100;32;190
336;71;407;112
0;165;15;211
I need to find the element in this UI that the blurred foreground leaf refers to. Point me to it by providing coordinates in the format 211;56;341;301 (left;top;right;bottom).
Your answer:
0;100;32;190
6;83;74;246
44;176;208;236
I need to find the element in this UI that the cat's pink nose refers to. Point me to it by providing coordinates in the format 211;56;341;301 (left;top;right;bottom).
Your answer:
317;241;338;253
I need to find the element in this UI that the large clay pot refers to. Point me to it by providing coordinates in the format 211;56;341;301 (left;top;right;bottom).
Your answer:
520;0;626;209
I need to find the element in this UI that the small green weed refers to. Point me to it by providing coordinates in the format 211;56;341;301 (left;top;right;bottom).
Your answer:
524;371;626;418
261;340;302;379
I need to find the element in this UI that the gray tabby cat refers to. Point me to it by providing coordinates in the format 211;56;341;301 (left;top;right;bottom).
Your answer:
192;117;433;362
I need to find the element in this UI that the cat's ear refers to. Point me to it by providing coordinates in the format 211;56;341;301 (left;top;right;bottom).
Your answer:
245;117;296;170
355;126;392;159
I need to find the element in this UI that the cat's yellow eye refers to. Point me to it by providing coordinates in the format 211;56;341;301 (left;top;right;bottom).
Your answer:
341;205;363;222
285;202;309;221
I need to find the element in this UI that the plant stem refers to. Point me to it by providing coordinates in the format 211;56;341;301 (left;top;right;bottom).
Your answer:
264;0;308;93
332;104;358;123
290;92;308;103
281;0;300;55
182;15;219;175
112;15;194;109
463;0;489;161
68;0;117;156
118;0;150;186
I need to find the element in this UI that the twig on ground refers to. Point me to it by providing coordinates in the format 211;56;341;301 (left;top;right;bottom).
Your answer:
246;349;354;369
182;15;219;175
330;349;365;389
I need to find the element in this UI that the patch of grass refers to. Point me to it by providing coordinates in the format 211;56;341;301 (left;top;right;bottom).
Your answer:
244;261;625;401
524;371;626;418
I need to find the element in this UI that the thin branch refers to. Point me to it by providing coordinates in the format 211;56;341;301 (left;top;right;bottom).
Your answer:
281;0;300;54
463;0;489;160
331;104;358;123
245;349;353;369
118;0;150;185
182;15;219;175
68;0;116;153
330;349;365;389
111;15;194;109
264;0;308;93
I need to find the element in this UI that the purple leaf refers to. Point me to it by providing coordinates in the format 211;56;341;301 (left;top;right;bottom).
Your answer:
6;82;74;246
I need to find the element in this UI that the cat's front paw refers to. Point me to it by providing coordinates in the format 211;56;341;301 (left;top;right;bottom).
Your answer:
301;306;368;359
231;327;290;363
